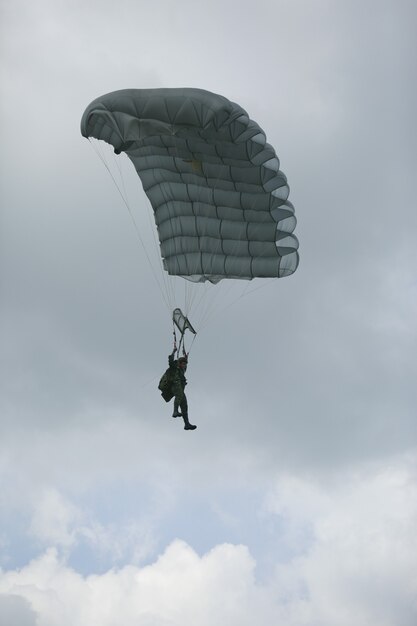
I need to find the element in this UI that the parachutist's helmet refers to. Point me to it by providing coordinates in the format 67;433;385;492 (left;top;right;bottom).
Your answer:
178;356;188;367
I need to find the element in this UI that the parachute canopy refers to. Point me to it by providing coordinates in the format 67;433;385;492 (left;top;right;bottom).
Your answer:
81;88;299;283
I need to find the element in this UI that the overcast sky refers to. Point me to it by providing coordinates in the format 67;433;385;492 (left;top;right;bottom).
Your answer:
1;0;417;624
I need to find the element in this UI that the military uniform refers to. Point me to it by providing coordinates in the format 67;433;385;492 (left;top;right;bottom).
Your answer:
167;350;196;430
168;351;187;412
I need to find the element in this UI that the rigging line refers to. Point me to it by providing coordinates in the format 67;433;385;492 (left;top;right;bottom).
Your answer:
184;278;190;318
186;331;197;356
143;189;174;310
112;150;129;203
199;282;233;329
194;280;225;331
113;149;172;302
188;279;212;327
117;143;175;310
113;147;171;307
197;277;274;334
238;276;275;298
88;139;171;312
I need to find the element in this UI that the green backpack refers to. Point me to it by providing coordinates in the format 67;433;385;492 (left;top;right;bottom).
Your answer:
158;368;174;402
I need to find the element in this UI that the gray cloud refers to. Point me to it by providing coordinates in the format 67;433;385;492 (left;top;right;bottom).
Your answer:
0;594;37;626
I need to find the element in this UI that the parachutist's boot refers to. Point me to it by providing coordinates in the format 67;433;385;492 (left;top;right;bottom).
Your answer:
183;414;197;430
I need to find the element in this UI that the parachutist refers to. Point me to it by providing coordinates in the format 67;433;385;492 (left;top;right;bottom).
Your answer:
159;346;197;431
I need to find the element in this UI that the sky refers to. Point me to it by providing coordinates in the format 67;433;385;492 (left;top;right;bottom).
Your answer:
1;0;416;624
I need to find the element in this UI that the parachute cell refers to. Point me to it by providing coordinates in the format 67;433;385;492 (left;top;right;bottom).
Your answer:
80;88;299;283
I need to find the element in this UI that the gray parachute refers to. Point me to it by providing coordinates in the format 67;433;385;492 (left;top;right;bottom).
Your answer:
81;88;299;283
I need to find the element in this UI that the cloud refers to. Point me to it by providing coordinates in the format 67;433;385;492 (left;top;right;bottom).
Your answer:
24;487;160;569
0;543;265;626
266;457;417;626
1;457;416;626
29;488;82;551
0;594;37;626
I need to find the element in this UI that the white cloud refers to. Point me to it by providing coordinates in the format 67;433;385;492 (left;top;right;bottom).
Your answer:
29;488;82;551
1;457;416;626
0;543;268;626
267;458;417;626
26;487;159;567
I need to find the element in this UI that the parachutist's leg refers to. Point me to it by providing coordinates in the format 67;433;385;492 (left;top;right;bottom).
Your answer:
181;394;196;430
179;394;188;420
172;383;183;418
172;398;182;418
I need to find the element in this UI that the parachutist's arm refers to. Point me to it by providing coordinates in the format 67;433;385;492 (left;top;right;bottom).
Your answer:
169;350;176;368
